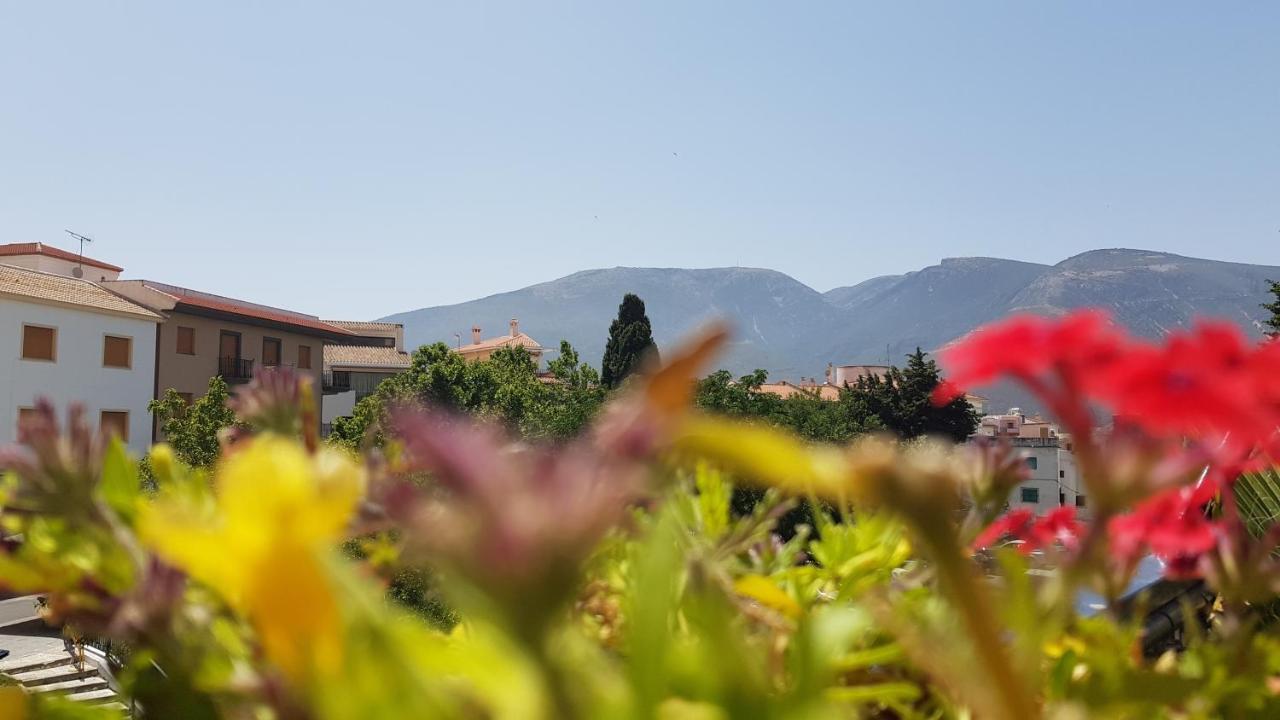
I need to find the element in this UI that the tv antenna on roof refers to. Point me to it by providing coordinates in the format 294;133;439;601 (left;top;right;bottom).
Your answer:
64;230;93;278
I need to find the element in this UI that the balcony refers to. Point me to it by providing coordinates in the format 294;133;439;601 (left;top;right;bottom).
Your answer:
219;356;254;382
322;371;351;394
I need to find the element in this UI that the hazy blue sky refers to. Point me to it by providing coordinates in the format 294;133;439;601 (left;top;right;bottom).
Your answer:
3;3;1277;320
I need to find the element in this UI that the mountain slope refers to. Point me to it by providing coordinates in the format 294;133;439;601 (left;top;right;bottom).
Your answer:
380;250;1279;394
820;257;1052;364
383;267;840;377
1008;249;1278;337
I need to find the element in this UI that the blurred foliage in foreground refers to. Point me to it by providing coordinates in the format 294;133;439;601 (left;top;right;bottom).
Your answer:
0;314;1279;719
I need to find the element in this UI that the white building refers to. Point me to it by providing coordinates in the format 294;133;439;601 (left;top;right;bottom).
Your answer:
1;261;161;454
975;408;1086;516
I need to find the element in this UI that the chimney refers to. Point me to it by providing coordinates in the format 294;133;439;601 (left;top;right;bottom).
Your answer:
825;363;833;384
510;318;519;337
471;326;482;344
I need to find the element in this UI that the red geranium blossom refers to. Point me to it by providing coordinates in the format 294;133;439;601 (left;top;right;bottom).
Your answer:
1096;322;1267;447
1106;479;1221;579
973;507;1081;556
937;311;1125;401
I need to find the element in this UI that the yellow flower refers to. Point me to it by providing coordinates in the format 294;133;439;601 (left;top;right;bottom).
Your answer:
139;435;364;684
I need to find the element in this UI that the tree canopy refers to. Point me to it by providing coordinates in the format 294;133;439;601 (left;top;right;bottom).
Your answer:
149;376;238;468
1264;279;1280;338
695;349;977;444
329;340;606;448
601;293;658;389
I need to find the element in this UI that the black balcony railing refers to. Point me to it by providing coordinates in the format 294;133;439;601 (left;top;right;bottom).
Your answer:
322;371;351;393
219;356;254;382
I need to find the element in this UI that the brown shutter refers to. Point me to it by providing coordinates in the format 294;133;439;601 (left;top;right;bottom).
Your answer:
176;326;196;355
100;411;129;442
298;345;312;369
103;336;132;368
21;325;55;361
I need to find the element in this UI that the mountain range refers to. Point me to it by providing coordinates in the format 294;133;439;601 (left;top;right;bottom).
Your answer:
382;249;1278;410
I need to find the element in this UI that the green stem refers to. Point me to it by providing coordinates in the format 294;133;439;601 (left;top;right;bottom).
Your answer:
927;532;1039;720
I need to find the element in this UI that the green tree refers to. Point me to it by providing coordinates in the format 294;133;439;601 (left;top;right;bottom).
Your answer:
1264;279;1280;339
850;349;978;442
149;376;238;468
526;341;607;439
601;293;658;389
330;340;604;447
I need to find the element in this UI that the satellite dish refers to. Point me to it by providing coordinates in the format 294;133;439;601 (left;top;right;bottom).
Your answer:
72;266;83;278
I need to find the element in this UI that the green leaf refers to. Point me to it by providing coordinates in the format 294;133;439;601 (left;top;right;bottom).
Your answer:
100;437;139;521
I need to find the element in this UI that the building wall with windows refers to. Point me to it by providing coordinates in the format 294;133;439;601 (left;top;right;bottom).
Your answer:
149;311;324;432
1008;441;1063;514
0;297;157;454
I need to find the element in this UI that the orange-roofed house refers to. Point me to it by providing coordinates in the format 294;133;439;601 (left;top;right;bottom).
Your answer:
455;319;545;365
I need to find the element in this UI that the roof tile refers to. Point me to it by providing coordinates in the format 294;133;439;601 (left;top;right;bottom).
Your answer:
0;264;160;319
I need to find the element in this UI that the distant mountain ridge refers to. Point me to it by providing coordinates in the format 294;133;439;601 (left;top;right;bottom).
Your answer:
382;249;1279;406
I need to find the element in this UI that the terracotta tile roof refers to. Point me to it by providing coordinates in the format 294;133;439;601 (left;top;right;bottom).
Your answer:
0;243;124;272
457;332;545;354
139;282;355;337
323;320;402;332
324;344;412;369
759;381;840;401
0;264;161;319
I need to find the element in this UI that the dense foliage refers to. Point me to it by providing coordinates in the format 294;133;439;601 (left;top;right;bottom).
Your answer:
1265;278;1280;338
2;314;1279;719
694;349;978;444
329;341;605;447
148;376;238;468
601;293;658;389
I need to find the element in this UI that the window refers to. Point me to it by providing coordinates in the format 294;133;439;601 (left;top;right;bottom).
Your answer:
100;411;129;442
1020;487;1040;504
17;407;38;428
21;325;56;361
1025;456;1038;470
263;337;282;367
103;335;132;368
1059;470;1065;479
1075;495;1087;508
298;345;312;370
177;326;196;355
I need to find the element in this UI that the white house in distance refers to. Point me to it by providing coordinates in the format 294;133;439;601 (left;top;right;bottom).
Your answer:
0;255;161;454
976;408;1084;516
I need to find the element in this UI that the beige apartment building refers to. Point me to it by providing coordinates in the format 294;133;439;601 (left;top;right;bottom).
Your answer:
102;280;355;438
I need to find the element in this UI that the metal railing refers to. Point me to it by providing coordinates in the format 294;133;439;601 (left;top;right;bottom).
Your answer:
322;372;351;393
218;356;254;381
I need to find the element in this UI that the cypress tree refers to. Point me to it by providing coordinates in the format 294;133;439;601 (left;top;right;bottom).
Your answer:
601;293;658;388
1264;279;1280;339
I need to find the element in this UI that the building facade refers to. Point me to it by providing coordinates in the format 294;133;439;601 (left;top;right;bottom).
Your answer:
320;321;412;432
102;280;354;439
975;408;1085;516
0;262;160;454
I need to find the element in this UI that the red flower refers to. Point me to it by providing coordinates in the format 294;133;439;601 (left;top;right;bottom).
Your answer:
1097;322;1266;446
939;311;1125;396
1034;507;1083;552
1106;479;1221;580
973;509;1036;553
973;507;1081;556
